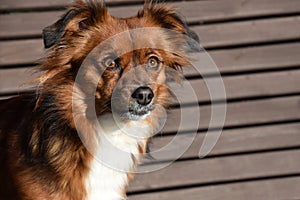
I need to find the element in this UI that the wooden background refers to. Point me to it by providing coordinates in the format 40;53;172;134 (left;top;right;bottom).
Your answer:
0;0;300;199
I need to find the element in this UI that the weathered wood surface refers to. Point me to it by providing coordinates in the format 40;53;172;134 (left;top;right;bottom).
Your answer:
147;123;300;161
129;149;300;192
0;0;143;11
129;177;300;200
162;96;300;133
1;0;300;22
0;67;38;95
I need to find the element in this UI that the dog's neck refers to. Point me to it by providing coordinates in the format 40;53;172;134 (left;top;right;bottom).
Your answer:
84;113;151;200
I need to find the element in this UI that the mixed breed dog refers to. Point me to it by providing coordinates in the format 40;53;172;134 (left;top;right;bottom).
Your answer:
0;0;200;199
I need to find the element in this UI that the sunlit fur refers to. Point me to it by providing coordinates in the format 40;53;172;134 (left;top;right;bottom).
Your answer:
0;1;199;199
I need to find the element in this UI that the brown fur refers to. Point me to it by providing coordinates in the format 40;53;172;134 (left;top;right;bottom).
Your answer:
0;1;199;199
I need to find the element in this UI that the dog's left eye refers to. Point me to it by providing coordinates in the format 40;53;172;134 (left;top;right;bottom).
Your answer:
103;57;119;71
147;56;161;70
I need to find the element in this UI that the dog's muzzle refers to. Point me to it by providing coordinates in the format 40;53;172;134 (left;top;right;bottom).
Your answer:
124;86;155;120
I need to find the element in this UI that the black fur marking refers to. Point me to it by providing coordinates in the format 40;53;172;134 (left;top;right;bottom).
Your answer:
145;139;156;160
43;0;108;49
43;9;80;48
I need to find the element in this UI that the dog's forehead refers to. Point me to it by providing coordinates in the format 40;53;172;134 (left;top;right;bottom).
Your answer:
97;16;171;54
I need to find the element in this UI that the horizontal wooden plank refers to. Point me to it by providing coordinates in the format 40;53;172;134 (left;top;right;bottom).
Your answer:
0;67;38;94
0;40;44;66
163;96;300;133
195;16;300;49
145;123;300;162
0;12;62;39
1;0;300;22
0;0;143;11
168;0;300;23
129;176;300;200
175;69;300;104
0;0;72;11
185;42;300;76
129;149;300;192
2;10;300;44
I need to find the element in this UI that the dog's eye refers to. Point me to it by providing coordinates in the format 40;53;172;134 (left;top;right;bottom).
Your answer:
103;57;118;71
147;56;161;70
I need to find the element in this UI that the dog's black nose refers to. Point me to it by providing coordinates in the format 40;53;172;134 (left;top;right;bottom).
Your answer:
132;87;154;106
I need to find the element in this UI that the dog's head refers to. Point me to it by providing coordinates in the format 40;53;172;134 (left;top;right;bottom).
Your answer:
40;0;200;123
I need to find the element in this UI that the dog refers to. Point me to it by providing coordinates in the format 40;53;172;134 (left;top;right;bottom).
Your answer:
0;0;200;199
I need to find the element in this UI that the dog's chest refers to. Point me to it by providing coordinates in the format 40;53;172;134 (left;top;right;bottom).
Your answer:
85;159;128;200
85;114;150;200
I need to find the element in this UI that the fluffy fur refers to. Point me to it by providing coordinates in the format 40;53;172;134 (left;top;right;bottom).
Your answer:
0;1;199;199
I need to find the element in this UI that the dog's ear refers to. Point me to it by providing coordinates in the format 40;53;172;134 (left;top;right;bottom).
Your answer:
138;3;201;70
42;0;108;48
138;3;200;52
42;9;81;48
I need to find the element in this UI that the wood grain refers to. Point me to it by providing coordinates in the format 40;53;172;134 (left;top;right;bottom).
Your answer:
0;67;38;94
1;0;300;22
145;123;300;162
162;96;300;133
129;177;300;200
129;149;300;192
0;0;143;11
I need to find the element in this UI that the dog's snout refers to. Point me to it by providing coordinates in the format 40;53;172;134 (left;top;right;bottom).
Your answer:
131;87;154;106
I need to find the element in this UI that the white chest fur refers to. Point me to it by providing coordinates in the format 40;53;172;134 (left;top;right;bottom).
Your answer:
85;114;151;200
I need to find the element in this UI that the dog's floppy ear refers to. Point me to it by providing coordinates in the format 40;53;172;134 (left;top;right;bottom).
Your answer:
138;3;201;70
42;0;108;48
138;3;200;52
43;9;81;48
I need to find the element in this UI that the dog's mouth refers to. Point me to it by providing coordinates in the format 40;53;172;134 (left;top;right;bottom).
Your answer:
103;95;155;121
125;103;155;120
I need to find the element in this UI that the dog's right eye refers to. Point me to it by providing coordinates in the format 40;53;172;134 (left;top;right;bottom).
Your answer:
146;56;161;71
103;57;119;71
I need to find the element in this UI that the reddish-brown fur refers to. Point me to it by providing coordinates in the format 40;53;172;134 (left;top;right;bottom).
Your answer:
0;1;199;199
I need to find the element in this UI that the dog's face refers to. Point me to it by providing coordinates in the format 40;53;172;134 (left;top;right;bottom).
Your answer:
41;1;200;122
